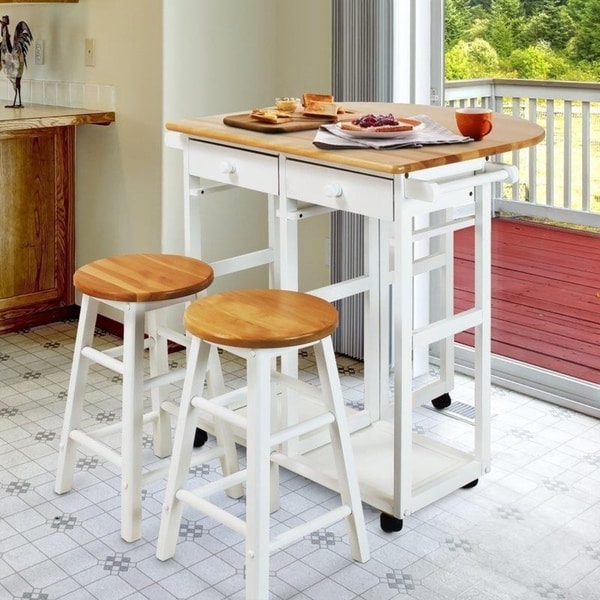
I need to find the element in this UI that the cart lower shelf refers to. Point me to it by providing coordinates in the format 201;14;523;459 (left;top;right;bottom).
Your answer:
272;419;485;519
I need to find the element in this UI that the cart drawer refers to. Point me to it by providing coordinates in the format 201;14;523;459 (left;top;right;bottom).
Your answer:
285;160;394;221
189;140;279;195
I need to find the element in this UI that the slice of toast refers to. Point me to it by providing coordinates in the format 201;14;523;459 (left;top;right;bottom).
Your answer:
302;92;335;106
250;109;292;124
340;121;413;133
303;100;340;119
340;116;421;133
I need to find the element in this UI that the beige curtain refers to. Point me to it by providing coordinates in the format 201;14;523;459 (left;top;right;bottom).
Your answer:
330;0;393;358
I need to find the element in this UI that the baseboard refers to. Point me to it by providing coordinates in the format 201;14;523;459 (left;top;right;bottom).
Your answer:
0;305;79;335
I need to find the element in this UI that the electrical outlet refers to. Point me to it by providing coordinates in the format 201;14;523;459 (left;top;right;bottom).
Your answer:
34;39;44;65
85;38;95;67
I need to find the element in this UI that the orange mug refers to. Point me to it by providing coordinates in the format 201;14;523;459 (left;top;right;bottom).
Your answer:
455;107;493;141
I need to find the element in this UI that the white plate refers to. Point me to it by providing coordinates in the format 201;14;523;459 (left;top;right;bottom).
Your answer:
335;120;424;139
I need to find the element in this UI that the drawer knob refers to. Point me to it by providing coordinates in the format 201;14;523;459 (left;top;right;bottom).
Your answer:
325;183;343;197
219;161;236;174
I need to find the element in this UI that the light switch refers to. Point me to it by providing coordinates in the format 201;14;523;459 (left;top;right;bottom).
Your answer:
85;38;95;67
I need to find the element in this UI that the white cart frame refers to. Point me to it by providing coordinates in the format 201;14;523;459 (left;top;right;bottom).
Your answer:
165;102;538;527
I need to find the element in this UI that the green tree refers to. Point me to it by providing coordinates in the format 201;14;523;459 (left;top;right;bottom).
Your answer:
567;0;600;62
448;0;600;81
445;0;473;50
484;0;525;59
521;0;568;16
507;42;568;78
446;39;501;79
521;3;574;50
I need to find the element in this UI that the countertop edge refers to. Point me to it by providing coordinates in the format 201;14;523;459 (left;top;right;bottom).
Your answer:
0;106;115;133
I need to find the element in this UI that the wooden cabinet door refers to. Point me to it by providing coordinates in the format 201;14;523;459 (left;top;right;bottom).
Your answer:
0;126;74;332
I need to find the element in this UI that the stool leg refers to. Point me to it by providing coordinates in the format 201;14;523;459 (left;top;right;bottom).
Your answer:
120;303;146;542
157;337;212;560
55;295;99;495
314;336;370;563
245;351;272;599
146;309;172;458
269;380;280;514
206;345;226;397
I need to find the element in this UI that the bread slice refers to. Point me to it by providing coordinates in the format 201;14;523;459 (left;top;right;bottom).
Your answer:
302;92;335;106
340;121;413;133
250;109;292;124
340;116;421;133
303;101;340;119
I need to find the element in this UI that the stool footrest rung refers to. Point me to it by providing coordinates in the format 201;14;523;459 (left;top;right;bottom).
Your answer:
157;327;190;349
160;400;180;418
190;446;228;467
102;344;126;358
193;396;248;432
84;410;160;440
140;446;227;488
177;484;247;537
82;346;124;375
141;464;171;487
206;387;248;409
82;345;186;392
101;337;154;360
188;468;247;501
270;505;351;554
271;371;323;402
69;430;122;468
269;413;334;447
143;367;186;392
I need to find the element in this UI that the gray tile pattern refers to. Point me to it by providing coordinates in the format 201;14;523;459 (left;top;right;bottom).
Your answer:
1;321;599;599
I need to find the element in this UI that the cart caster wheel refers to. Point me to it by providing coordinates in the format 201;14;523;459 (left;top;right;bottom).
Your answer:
193;428;208;448
380;512;404;533
462;479;478;489
431;393;452;410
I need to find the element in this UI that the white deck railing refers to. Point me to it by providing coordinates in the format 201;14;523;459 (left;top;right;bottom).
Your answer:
446;79;600;229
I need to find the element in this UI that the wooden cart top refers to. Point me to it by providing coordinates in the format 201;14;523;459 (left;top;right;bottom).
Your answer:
166;102;545;176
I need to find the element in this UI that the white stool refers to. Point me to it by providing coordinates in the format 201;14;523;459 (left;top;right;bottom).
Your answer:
55;253;219;542
156;288;370;599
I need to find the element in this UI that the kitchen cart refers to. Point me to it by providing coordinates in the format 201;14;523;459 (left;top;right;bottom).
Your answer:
165;102;544;529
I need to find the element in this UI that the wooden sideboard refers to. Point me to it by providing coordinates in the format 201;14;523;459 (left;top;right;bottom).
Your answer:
0;105;114;333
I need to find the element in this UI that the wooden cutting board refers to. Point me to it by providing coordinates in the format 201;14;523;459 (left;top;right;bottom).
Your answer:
223;110;359;134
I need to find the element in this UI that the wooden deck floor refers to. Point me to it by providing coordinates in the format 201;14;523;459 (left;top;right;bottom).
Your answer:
454;217;600;384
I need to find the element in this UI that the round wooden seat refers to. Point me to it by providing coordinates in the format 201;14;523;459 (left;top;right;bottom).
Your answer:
183;289;339;349
73;254;214;303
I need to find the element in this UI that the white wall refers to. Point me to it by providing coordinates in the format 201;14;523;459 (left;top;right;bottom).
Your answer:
163;0;332;293
76;1;163;265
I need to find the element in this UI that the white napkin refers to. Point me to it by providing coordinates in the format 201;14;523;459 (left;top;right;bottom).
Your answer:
313;114;471;150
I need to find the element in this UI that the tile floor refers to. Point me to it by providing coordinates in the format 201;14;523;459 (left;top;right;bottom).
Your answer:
1;319;599;600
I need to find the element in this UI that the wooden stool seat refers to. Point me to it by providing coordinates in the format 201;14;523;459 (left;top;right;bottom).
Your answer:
55;253;219;543
156;288;369;599
74;253;214;302
183;288;338;348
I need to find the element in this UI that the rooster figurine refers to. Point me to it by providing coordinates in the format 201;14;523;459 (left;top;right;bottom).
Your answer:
0;16;33;108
